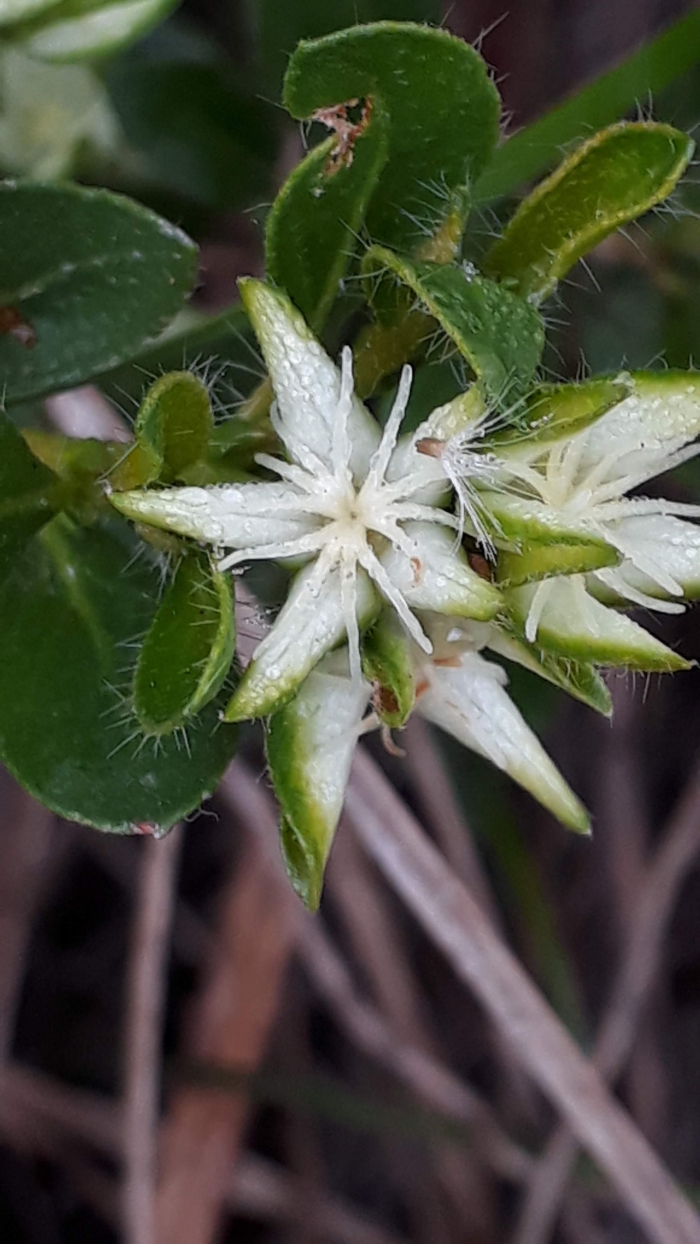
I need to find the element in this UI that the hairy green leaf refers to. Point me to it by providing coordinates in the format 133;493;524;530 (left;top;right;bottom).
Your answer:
0;516;237;832
485;122;694;302
0;181;197;404
266;117;389;330
134;549;235;734
361;245;544;405
284;22;500;253
133;370;213;483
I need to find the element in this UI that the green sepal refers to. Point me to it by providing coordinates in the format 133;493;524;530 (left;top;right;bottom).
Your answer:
130;370;214;485
507;578;691;672
487;624;613;716
283;22;500;254
361;611;415;728
496;539;620;587
480;491;619;552
487;378;631;450
266;113;389;331
267;658;370;909
0;409;58;584
133;549;235;736
361;246;544;407
484;121;694;303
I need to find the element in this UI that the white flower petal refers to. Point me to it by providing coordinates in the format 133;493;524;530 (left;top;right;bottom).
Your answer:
579;372;700;483
110;482;319;549
380;521;501;620
417;650;589;831
592;513;700;602
267;654;371;909
226;561;378;720
509;576;690;671
240;279;379;477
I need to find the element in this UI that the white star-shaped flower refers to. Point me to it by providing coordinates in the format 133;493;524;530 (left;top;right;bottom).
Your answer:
111;280;500;719
439;373;700;663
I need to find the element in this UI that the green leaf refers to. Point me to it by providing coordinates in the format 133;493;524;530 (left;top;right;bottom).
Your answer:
361;610;414;728
0;516;237;832
476;10;700;203
283;22;500;253
484;122;694;303
11;0;180;62
106;60;276;211
0;181;197;405
0;408;57;582
488;626;613;717
251;0;439;92
361;245;544;405
132;370;213;484
134;548;235;735
266;116;389;331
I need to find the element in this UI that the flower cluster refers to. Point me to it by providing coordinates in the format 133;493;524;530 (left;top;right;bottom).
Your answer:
112;281;700;907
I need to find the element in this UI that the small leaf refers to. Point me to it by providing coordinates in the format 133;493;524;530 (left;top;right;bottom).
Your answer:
0;409;57;582
266;114;389;330
284;22;500;253
0;181;197;405
252;0;440;92
362;611;414;729
362;245;544;406
484;122;694;303
267;656;370;909
0;516;237;832
12;0;180;62
132;370;213;484
134;549;234;735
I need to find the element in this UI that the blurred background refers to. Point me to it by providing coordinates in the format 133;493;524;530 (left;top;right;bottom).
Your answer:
3;1;700;1241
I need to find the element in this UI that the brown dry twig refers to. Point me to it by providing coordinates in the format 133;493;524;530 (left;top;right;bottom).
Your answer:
512;755;700;1244
123;827;183;1244
155;764;298;1244
347;746;700;1244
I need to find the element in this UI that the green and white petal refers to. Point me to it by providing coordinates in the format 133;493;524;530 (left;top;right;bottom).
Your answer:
478;491;617;551
267;654;371;910
496;538;620;587
225;562;378;721
387;386;485;503
508;576;691;671
490;379;631;460
239;279;379;478
110;482;319;551
592;513;700;603
380;521;501;621
486;625;613;716
417;650;589;832
579;371;700;482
